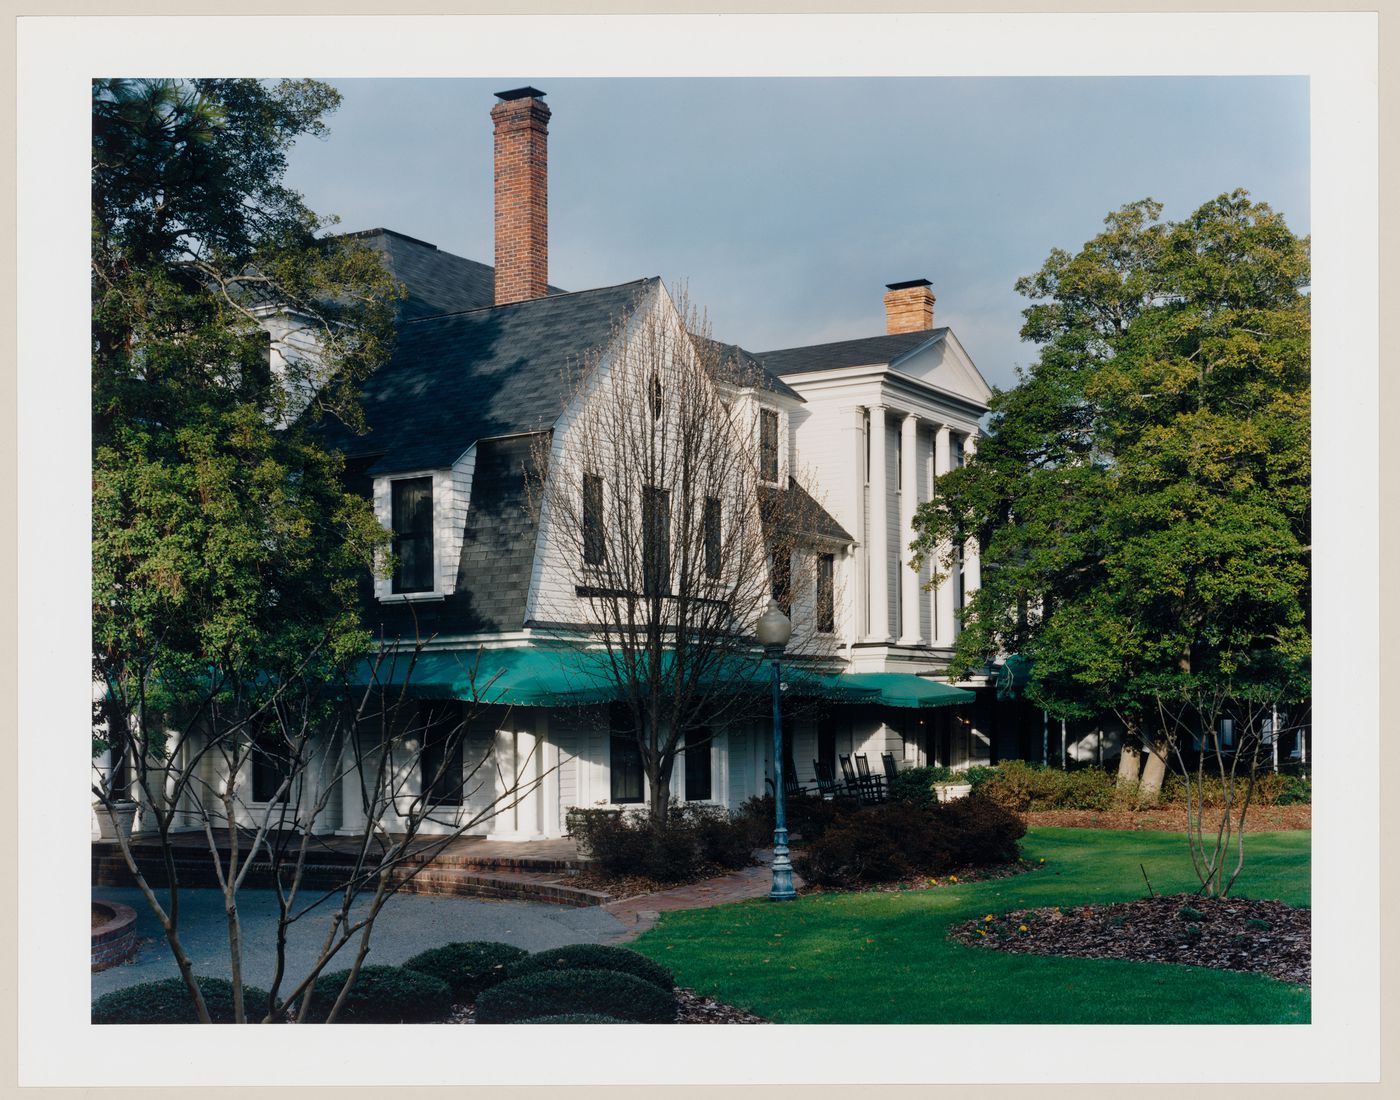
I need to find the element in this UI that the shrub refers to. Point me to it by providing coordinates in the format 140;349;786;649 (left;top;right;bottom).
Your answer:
936;795;1028;864
1161;771;1304;808
567;805;757;881
962;765;1001;794
1275;772;1311;805
518;1013;628;1024
686;803;763;869
737;792;850;844
978;760;1117;811
793;795;1025;888
475;968;678;1024
299;965;453;1023
92;976;270;1024
886;765;952;805
402;941;529;1001
507;943;675;991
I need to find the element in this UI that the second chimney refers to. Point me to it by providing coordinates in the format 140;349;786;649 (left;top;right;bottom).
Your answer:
492;87;551;306
883;278;936;334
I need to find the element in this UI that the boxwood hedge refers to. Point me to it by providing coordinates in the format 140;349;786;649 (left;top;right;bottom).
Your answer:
403;941;529;1001
299;965;453;1024
505;943;674;991
92;976;270;1024
474;968;678;1024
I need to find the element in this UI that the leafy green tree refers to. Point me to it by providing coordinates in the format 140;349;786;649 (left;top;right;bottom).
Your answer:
91;78;398;1019
911;191;1310;808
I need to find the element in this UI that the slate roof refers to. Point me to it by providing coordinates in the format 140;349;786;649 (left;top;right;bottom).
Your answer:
694;336;804;403
755;329;948;377
349;228;566;321
318;277;659;476
365;433;547;638
759;477;854;544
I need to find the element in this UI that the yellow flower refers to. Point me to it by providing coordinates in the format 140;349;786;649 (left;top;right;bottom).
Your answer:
949;875;958;883
1038;858;1045;864
1018;924;1029;933
928;878;938;886
976;929;987;937
984;914;995;923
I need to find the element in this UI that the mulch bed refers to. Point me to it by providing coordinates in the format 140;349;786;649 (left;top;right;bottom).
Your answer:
447;987;767;1024
1022;805;1310;832
948;893;1310;985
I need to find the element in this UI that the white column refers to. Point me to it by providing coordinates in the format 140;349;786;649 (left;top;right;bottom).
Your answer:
962;433;981;597
539;710;559;837
849;406;867;647
867;404;890;641
899;413;923;645
933;425;955;645
336;726;368;835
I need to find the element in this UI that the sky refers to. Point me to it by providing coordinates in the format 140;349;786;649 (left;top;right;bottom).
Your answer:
283;76;1309;393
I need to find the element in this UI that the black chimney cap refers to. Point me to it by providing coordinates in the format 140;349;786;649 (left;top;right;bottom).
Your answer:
885;278;932;291
495;86;546;101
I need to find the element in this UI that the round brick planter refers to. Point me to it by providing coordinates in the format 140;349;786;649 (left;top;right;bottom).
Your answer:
91;900;139;972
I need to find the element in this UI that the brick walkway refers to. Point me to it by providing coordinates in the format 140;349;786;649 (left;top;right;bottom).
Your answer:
603;857;803;942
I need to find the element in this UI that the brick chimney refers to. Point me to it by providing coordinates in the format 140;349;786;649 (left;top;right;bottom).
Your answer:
491;87;551;306
883;278;936;334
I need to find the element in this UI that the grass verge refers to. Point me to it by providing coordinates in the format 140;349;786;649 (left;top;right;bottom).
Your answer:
629;826;1310;1024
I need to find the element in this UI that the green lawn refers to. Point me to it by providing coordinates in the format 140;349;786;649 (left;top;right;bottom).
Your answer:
631;827;1310;1024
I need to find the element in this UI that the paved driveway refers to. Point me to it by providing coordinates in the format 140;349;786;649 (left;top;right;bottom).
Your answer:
92;886;627;999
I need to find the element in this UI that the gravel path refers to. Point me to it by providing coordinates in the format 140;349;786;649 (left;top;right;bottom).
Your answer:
91;886;627;999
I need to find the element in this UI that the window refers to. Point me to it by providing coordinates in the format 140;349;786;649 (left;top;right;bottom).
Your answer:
251;718;292;804
420;703;463;808
771;548;791;613
817;717;837;775
583;474;606;566
643;485;671;596
650;373;663;420
952;434;965;469
760;408;779;482
816;553;835;633
610;730;644;804
863;411;871;485
703;497;722;580
391;477;434;593
684;729;712;801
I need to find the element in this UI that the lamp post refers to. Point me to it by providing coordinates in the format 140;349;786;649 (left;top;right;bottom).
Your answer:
756;599;796;901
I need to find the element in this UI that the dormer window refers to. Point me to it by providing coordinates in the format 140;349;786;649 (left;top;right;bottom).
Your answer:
391;476;434;594
759;408;779;483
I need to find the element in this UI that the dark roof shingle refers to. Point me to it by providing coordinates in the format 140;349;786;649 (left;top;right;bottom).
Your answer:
756;329;947;377
318;277;659;475
350;228;566;321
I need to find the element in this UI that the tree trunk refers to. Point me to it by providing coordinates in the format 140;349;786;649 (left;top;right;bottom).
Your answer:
1116;740;1142;786
1139;736;1169;803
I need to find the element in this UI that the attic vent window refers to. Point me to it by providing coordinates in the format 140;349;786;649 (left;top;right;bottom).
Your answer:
391;476;434;594
760;408;779;483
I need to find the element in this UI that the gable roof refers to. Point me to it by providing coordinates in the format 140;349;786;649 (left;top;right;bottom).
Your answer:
318;277;659;475
755;329;948;376
694;336;805;403
349;228;566;321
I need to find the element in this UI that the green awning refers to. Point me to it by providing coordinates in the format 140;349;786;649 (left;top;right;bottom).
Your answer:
349;647;622;707
996;654;1033;701
834;672;976;709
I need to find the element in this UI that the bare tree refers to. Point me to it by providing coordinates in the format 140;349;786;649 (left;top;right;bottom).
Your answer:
1154;675;1309;898
530;284;843;822
92;634;551;1024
